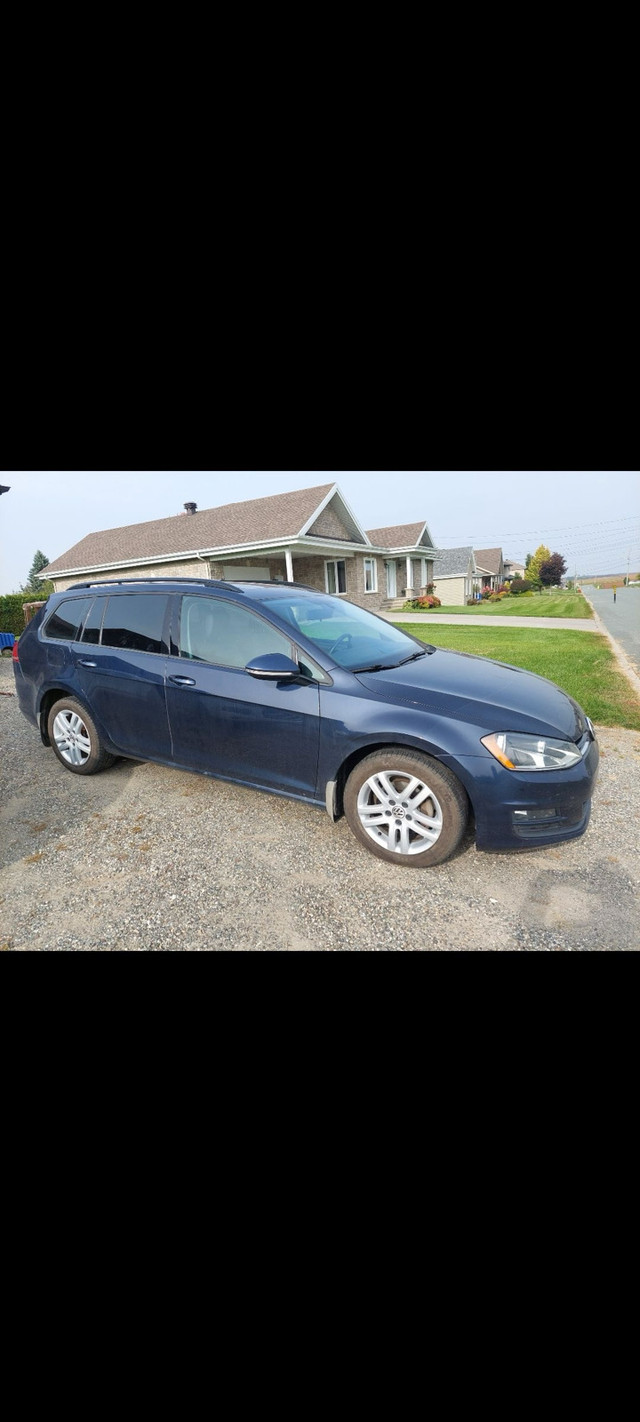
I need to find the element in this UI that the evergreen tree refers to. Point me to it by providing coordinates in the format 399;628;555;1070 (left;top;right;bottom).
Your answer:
524;553;533;572
24;551;50;593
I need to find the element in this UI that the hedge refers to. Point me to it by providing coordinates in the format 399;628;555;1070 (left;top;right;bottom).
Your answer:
0;592;49;636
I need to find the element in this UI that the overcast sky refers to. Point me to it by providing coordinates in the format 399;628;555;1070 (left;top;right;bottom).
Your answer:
1;470;639;592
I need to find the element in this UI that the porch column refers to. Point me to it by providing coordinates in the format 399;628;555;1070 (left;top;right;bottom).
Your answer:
406;556;413;594
421;556;427;589
285;549;294;583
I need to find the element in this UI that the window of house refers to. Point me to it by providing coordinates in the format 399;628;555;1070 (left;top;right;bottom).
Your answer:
44;597;95;642
325;560;347;595
363;558;377;594
101;594;169;655
179;596;293;668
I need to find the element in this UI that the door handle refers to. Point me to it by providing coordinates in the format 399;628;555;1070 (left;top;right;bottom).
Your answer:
79;660;97;668
169;675;196;686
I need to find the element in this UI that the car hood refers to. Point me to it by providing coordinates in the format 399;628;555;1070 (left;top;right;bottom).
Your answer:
355;648;587;741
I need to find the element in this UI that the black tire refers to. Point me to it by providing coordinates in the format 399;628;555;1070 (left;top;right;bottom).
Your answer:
47;697;116;776
343;749;469;868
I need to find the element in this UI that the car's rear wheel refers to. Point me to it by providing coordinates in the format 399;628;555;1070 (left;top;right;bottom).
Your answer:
48;698;116;776
344;750;469;867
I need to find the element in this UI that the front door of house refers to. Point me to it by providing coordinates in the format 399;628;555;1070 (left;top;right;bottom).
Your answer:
386;562;397;598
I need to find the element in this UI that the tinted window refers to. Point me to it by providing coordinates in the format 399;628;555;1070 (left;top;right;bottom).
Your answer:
80;598;105;645
45;598;94;642
180;596;291;668
102;594;169;654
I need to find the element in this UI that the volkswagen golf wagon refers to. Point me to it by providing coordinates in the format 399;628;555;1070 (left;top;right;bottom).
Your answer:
13;577;599;867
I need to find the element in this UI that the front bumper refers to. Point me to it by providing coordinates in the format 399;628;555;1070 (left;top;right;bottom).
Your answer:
450;735;600;852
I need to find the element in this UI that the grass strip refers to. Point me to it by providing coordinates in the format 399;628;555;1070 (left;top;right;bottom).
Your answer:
418;592;592;618
395;624;640;730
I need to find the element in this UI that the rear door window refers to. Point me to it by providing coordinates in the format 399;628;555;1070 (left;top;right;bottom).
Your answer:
44;597;94;642
179;595;292;667
101;594;169;654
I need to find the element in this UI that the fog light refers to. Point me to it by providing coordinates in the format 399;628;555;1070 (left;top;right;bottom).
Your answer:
512;807;557;822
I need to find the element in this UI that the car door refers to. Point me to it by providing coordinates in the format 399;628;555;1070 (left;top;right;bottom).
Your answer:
165;594;320;795
72;591;172;760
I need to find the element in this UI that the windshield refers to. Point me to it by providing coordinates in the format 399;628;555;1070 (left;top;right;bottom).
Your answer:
252;592;424;671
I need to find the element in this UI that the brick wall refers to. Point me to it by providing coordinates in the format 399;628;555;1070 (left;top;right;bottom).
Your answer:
52;557;207;592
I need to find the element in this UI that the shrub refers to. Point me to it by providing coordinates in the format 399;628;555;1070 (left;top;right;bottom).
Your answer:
402;595;441;611
481;587;493;599
509;579;534;595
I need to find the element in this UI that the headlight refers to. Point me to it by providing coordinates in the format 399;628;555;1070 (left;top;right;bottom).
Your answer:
481;731;583;771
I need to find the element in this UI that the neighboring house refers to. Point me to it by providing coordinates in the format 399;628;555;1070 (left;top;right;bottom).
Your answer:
431;547;477;606
365;521;437;604
474;547;505;590
504;556;525;580
42;484;438;613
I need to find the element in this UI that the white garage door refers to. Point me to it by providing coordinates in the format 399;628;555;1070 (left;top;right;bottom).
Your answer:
223;565;271;581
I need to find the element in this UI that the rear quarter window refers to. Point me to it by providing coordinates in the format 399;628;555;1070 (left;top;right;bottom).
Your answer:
44;598;94;642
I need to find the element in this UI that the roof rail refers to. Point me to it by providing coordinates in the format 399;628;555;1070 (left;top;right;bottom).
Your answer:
65;577;244;593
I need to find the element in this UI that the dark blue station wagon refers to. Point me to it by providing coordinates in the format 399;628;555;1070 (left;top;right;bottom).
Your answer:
13;578;599;867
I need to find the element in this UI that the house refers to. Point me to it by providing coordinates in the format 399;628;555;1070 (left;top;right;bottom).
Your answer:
474;547;505;591
503;556;525;580
431;547;477;606
41;483;438;613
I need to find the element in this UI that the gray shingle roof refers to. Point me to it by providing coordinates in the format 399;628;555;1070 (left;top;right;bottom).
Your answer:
432;546;474;577
44;483;336;575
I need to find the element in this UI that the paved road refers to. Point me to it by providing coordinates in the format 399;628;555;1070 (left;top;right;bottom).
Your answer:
382;613;597;631
1;655;639;951
584;588;640;671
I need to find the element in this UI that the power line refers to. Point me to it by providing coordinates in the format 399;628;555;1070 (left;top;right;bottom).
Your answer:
438;514;640;542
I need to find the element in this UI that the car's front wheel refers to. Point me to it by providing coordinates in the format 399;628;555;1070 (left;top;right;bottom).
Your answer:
343;750;469;867
48;698;116;776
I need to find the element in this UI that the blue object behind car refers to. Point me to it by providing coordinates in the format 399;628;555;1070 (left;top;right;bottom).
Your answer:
12;578;599;867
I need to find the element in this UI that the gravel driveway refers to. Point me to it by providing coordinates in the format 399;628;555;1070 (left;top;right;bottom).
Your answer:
1;656;639;951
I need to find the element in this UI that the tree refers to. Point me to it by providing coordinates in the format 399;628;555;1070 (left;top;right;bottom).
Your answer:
24;550;50;594
539;552;567;587
524;553;533;572
528;544;552;582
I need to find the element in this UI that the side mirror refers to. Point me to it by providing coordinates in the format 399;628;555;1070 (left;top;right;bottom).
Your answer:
245;653;301;681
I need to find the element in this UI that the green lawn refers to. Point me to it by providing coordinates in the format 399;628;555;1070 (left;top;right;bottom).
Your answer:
395;624;640;730
417;591;592;618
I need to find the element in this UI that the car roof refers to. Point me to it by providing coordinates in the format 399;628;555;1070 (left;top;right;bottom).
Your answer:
62;578;324;598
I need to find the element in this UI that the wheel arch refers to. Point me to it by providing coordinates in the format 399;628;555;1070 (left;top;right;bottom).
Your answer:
329;740;474;822
38;686;92;748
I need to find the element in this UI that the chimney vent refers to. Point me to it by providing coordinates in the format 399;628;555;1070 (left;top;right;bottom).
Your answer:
184;502;197;515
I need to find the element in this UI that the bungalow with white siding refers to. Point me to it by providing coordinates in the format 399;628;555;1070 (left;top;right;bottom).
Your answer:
431;547;477;606
42;483;439;614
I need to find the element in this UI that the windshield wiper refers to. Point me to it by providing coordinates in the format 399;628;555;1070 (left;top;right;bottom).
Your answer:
397;650;430;665
352;662;400;673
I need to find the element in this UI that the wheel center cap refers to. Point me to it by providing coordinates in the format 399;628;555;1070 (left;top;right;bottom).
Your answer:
394;807;406;818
